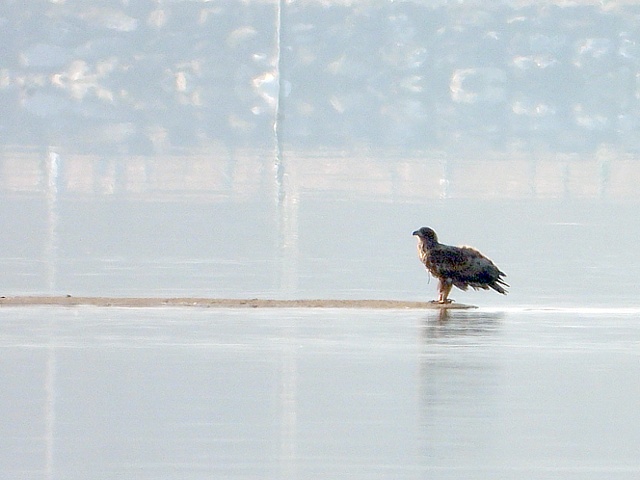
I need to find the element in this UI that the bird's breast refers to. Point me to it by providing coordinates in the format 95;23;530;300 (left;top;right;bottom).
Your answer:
417;242;437;273
416;242;429;264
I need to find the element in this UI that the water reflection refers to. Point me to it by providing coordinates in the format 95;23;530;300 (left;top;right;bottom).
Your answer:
2;147;640;307
421;309;503;338
3;307;638;478
418;309;502;468
418;344;500;470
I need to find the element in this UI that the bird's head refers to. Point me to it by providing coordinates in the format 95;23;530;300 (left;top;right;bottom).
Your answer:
412;227;438;247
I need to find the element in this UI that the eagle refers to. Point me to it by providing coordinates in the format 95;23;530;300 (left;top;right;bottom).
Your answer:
412;227;508;304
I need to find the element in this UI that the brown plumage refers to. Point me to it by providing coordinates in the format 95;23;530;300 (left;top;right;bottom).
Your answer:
412;227;508;304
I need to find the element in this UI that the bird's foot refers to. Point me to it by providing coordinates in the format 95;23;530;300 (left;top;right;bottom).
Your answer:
429;299;455;304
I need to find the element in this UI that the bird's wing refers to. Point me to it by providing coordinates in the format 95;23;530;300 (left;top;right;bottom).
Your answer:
427;245;473;276
430;245;503;279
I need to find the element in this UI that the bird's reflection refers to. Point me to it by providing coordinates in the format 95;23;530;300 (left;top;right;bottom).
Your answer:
420;308;503;342
417;309;504;461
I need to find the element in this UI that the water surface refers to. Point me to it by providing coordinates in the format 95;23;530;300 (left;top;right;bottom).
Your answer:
1;306;639;479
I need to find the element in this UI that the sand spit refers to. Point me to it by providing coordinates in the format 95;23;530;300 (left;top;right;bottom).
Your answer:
0;296;477;309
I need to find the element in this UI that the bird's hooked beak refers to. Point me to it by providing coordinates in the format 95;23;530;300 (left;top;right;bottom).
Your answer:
412;230;420;236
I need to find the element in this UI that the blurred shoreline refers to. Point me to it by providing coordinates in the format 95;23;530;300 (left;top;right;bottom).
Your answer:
0;146;634;201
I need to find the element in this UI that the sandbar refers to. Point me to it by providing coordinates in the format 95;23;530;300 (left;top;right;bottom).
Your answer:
0;296;477;309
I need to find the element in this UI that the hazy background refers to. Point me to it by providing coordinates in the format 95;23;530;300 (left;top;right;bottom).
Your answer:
1;0;640;305
2;2;640;479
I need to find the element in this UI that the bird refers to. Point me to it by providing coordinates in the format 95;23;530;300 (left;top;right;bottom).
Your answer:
412;227;508;304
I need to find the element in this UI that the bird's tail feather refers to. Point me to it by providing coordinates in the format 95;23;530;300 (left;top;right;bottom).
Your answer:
491;278;509;295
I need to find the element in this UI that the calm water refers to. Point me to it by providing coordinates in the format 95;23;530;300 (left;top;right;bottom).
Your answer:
1;306;639;479
2;166;639;308
3;1;640;478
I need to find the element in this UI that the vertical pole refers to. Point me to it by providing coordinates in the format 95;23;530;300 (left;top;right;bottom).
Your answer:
274;0;285;205
45;149;60;293
273;0;298;296
274;2;298;478
44;148;59;479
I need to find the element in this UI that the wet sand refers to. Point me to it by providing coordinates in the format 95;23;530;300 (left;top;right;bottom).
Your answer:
0;296;476;309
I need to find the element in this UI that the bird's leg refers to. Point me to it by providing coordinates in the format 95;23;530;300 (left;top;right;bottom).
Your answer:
441;283;453;303
437;279;454;304
435;278;445;303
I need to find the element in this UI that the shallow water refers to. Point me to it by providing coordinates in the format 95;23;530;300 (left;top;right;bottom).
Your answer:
1;306;639;479
3;177;639;309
